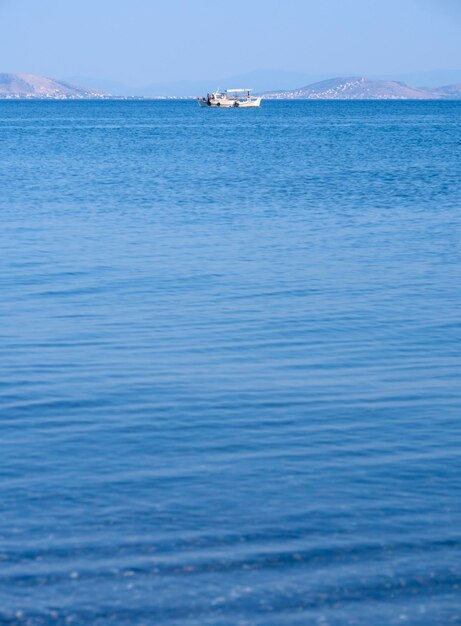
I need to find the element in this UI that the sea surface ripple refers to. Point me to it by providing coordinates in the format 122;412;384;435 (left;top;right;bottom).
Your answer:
0;100;460;625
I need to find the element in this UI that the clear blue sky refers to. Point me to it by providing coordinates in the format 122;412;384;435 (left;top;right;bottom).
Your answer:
1;0;460;84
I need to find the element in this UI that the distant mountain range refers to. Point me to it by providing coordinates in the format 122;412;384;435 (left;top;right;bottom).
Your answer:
65;69;461;97
262;77;461;100
64;70;321;98
61;69;461;97
1;72;461;100
0;73;105;98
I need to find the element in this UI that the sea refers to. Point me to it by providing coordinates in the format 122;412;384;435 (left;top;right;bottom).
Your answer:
0;100;460;626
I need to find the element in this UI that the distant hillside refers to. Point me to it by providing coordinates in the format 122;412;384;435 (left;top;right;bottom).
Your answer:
262;77;461;100
64;70;328;97
2;72;461;100
0;73;107;98
434;84;461;98
63;69;461;97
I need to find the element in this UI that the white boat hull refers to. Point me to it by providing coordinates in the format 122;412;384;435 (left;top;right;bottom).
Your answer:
198;97;261;108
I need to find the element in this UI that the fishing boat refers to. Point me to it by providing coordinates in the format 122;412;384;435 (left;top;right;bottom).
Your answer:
198;88;261;108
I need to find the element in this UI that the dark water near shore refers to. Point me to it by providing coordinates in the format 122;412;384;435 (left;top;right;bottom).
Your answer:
1;100;460;625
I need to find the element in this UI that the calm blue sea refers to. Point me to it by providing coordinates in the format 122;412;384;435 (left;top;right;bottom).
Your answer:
0;100;460;625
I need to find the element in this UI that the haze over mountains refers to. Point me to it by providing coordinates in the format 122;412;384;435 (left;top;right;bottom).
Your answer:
65;69;461;97
65;70;316;97
1;72;461;100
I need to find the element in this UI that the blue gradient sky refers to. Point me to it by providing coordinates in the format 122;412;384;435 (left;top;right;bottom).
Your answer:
1;0;460;84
